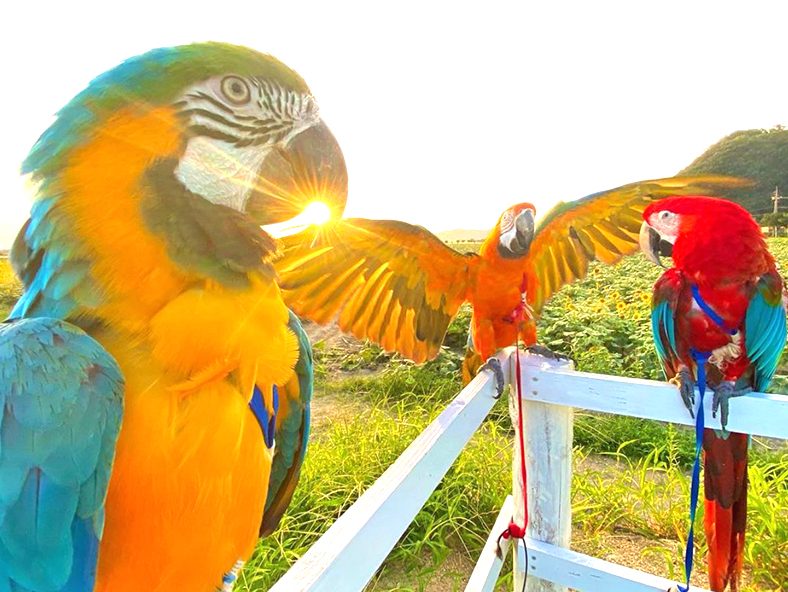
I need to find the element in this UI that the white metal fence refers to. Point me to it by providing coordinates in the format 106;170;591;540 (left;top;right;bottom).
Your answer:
270;349;788;592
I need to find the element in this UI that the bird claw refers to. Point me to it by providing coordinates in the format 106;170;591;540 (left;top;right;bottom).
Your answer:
711;382;751;433
669;366;696;418
479;357;506;398
525;344;571;362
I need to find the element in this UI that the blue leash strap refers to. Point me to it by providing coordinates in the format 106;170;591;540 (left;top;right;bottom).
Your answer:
676;284;737;591
690;285;737;336
678;348;710;592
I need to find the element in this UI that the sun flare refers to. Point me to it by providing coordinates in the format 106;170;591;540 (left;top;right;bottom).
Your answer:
263;200;334;238
301;201;332;226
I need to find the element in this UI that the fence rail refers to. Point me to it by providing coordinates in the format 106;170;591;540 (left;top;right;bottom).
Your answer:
270;349;788;592
269;353;509;592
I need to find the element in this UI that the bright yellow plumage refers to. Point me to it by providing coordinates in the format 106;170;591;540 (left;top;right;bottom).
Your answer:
49;105;302;591
91;281;296;591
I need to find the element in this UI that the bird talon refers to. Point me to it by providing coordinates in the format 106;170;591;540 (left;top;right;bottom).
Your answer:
710;382;751;432
669;367;695;419
479;357;505;398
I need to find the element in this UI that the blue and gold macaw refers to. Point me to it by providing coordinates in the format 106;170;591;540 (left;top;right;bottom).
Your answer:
0;43;346;591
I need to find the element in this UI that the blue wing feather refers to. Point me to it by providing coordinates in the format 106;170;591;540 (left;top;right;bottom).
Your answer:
260;311;312;537
0;318;123;591
744;273;787;392
650;270;683;376
652;299;678;363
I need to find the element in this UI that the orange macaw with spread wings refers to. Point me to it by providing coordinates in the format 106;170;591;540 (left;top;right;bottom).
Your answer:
276;176;745;387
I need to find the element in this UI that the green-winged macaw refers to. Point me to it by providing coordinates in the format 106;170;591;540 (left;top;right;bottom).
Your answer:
0;43;345;591
641;196;787;591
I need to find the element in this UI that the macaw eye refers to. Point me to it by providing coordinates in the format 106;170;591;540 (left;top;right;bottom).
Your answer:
659;210;674;220
220;76;251;105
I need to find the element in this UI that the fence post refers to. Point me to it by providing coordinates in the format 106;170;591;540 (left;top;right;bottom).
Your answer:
510;351;574;592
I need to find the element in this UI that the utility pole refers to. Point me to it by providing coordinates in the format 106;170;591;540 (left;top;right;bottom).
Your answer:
771;186;784;237
772;186;783;213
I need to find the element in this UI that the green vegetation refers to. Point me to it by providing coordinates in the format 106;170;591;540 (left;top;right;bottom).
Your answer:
1;243;786;590
0;259;21;319
680;126;788;215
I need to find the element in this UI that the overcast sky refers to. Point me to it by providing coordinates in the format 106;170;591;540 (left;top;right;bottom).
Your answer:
1;1;786;248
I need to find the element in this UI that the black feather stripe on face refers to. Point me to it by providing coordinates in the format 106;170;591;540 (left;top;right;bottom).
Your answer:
140;158;277;286
175;77;315;148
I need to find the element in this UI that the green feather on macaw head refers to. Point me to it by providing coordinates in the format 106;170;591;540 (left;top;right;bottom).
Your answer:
22;42;348;228
23;42;311;179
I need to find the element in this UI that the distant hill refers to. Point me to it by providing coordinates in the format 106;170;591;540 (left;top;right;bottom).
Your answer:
680;126;788;215
437;229;487;242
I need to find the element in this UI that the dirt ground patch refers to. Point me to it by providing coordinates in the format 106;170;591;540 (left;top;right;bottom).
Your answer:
310;390;369;433
361;530;754;592
367;550;499;592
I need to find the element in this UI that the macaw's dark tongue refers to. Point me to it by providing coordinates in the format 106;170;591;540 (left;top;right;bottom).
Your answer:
659;238;673;258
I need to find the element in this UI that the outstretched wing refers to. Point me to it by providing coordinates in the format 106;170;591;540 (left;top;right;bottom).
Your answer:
276;219;476;363
261;312;312;537
745;270;787;392
527;176;747;314
0;318;123;592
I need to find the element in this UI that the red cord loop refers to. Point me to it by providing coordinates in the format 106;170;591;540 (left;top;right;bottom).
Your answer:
503;522;526;539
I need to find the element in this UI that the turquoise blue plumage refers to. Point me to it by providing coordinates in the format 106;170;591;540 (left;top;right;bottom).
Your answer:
744;273;787;392
0;318;123;591
262;311;313;537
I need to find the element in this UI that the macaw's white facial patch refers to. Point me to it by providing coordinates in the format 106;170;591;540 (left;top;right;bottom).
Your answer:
498;208;535;258
175;137;270;212
173;74;322;212
499;222;519;250
500;210;515;233
648;210;680;243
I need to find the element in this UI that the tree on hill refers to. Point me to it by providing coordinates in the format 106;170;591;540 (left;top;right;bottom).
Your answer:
680;126;788;215
758;212;788;237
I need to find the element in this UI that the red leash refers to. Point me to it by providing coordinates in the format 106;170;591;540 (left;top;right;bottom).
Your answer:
496;340;530;592
502;343;529;539
496;275;530;589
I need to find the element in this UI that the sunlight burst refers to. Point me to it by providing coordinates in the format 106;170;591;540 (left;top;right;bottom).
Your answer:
301;201;332;226
263;200;334;238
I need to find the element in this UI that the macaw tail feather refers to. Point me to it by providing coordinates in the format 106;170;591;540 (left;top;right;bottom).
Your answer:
703;429;748;592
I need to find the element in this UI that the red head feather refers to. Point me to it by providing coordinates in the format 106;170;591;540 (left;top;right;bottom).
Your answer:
643;195;773;284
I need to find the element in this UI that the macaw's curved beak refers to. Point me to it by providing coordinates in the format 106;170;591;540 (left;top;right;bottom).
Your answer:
639;221;673;267
245;120;348;225
498;209;535;259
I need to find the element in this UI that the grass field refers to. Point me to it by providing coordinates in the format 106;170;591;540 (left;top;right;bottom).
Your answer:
1;242;786;591
0;257;21;319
